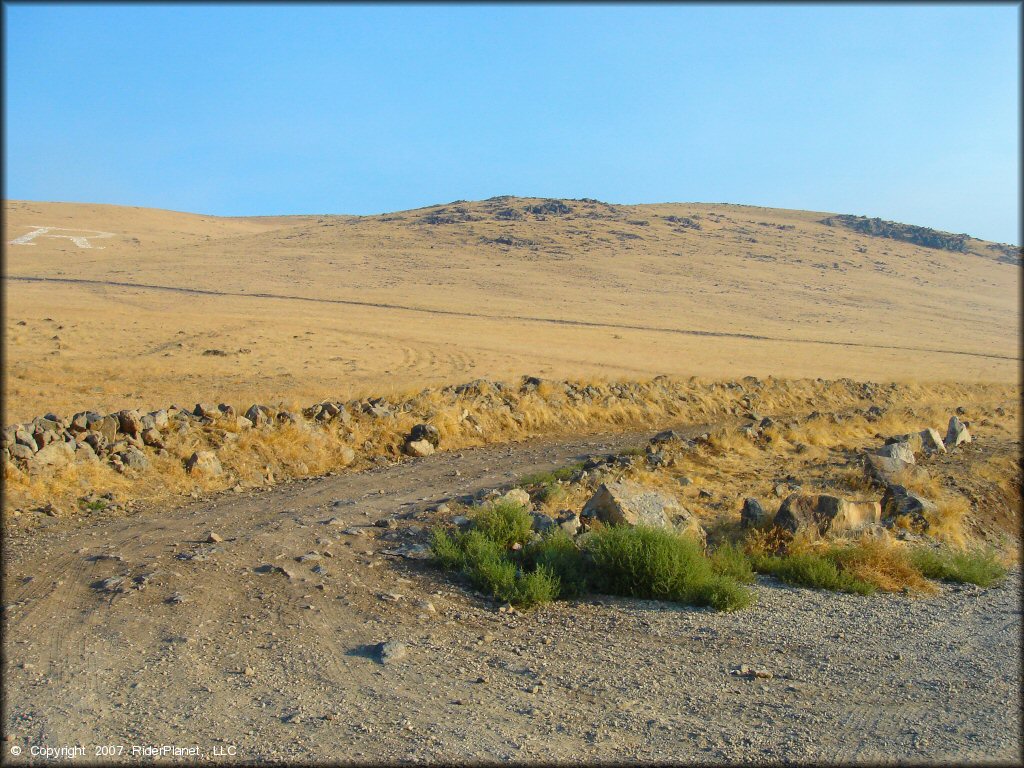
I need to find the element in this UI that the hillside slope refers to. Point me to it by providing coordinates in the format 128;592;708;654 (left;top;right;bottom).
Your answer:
3;197;1020;422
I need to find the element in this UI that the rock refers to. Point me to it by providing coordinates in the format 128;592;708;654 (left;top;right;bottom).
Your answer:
218;403;235;418
150;410;169;429
865;405;885;421
245;404;271;427
650;429;682;445
872;442;915;464
235;416;254;430
83;432;107;454
881;485;937;529
409;423;441;447
141;428;164;448
887;432;924;454
555;511;581;536
90;414;120;443
185;450;222;476
119;447;150;471
404;439;435;457
497;488;531;509
376;640;407;664
531;513;555;534
774;494;881;535
338;446;356;466
919;428;947;454
740;498;769;528
27;440;74;470
10;443;35;461
117;409;144;438
864;453;913;484
582;480;705;546
206;532;223;543
193;403;221;419
944;416;971;448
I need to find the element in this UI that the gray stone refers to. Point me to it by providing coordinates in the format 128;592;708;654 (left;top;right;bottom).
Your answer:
582;480;705;546
404;439;435;458
872;442;915;464
531;513;555;534
919;428;947;454
28;440;74;470
409;423;441;447
740;498;769;528
117;409;144;438
119;447;150;471
944;416;971;448
244;404;270;427
376;640;407;664
774;494;882;535
193;403;220;419
141;428;164;448
881;485;937;529
185;450;222;476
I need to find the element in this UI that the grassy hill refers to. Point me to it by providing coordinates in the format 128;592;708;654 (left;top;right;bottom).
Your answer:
3;197;1019;422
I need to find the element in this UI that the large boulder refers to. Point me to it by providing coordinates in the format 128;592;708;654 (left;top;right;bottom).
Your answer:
774;493;881;535
944;416;971;448
881;484;937;529
27;440;74;472
185;450;223;476
582;480;706;547
497;487;532;509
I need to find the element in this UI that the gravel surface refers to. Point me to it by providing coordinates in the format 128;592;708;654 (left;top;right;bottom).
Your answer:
3;425;1021;765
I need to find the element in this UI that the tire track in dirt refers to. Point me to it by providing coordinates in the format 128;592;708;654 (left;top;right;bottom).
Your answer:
7;275;1018;362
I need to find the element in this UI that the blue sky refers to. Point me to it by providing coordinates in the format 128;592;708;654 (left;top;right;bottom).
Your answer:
4;3;1020;243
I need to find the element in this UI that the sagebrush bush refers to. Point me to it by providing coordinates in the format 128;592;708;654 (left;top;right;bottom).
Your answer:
471;500;533;550
583;525;753;611
909;546;1008;587
523;531;589;597
710;540;755;584
750;551;876;595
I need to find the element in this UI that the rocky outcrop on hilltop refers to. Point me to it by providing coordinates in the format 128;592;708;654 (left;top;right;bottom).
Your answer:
821;214;970;252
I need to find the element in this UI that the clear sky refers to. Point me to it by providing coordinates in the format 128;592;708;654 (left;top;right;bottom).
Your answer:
4;3;1020;243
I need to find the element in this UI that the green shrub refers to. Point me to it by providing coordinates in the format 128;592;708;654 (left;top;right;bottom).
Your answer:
430;528;466;570
689;573;755;611
710;541;755;584
518;462;584;487
538;482;567;505
751;551;876;595
523;531;589;597
583;525;752;611
472;500;533;550
909;546;1008;587
431;527;560;607
513;565;561;606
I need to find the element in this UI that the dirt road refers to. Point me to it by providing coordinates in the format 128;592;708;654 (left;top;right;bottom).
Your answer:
3;425;1021;764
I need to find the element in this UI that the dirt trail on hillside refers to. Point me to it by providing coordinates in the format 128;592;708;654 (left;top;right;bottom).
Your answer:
3;425;1021;764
